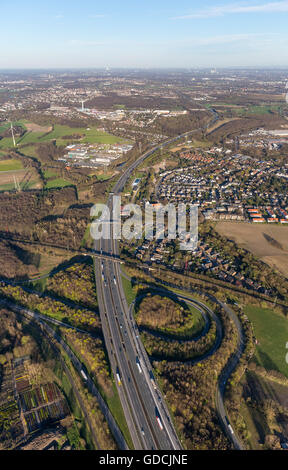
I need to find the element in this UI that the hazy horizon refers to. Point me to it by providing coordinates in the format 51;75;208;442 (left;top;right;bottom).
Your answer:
1;0;288;69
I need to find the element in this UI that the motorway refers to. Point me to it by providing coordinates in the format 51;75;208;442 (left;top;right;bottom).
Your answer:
95;235;181;449
1;107;245;450
93;112;221;450
2;107;244;450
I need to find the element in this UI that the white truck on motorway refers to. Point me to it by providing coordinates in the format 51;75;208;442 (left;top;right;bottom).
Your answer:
80;369;88;381
116;367;122;385
225;416;234;435
156;416;164;431
136;356;142;374
228;424;234;435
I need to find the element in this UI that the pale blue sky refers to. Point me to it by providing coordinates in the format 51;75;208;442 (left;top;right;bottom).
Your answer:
0;0;288;68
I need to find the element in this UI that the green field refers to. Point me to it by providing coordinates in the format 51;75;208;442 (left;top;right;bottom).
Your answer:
43;169;58;178
234;105;282;116
18;145;39;158
0;182;40;192
45;177;73;189
0;121;26;134
0;121;27;148
0;159;23;171
0;182;17;191
0;122;131;149
95;173;113;181
105;384;133;449
0;125;8;133
121;274;137;306
244;305;288;377
37;125;127;146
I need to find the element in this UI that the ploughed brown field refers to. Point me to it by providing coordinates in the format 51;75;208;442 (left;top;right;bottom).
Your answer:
215;221;288;278
25;122;53;133
0;168;41;189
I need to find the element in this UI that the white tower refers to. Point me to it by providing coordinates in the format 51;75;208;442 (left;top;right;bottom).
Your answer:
10;122;16;147
13;175;21;191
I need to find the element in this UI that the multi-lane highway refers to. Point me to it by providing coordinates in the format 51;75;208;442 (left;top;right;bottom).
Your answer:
93;113;220;450
1;107;245;450
95;230;181;449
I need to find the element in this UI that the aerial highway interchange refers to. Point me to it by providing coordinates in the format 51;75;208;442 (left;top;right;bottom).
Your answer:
93;115;244;450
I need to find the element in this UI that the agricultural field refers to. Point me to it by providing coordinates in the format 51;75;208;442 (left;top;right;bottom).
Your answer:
14;359;31;393
0;167;42;191
0;310;92;449
0;400;23;449
0;121;130;149
43;169;57;179
19;382;69;433
42;169;74;190
18;145;39;159
233;104;283;116
215;222;288;278
19;382;62;412
244;305;288;377
24;399;69;433
0;158;23;172
45;177;73;189
208;103;283;116
0;156;43;191
25;123;52;133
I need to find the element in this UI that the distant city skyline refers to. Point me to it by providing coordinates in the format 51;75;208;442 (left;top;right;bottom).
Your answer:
0;0;288;69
